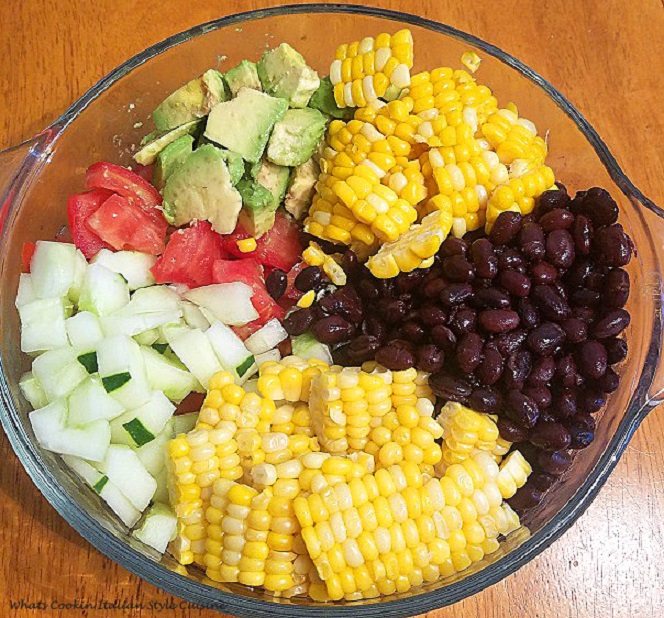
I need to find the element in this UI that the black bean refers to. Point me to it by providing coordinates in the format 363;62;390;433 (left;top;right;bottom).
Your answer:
497;269;531;298
594;367;620;393
476;346;504;385
504;350;532;391
467;387;501;413
396;269;427;294
357;279;379;301
573;187;619;226
577;388;606;413
283;308;314;336
419;304;448;327
594;224;633;267
439;283;474;306
431;324;457;352
381;299;408;325
531;472;557;492
443;255;476;282
362;316;386;342
319;287;363;324
498;248;527;273
450;307;477;336
416;344;445;373
265;269;287;300
560;318;588;343
539;208;575;232
497;417;530;442
515;299;538;330
537;188;571;215
585;272;606;292
570;288;601;308
471;239;499;279
341;250;359;277
604;269;630;309
532;285;571;321
524;385;552;409
568;413;596;432
429;374;472;401
423;278;447;299
568;423;595;449
556;354;580;388
605;337;628;364
474;287;512;309
492;329;528;356
375;340;416;371
572;306;597;323
528;356;556;386
506;390;539;428
592;308;630;339
509;482;544;511
564;259;593;289
294;265;323;292
571;214;593;255
545;229;575;268
345;335;381;364
477;309;520;333
401;321;426;344
518;222;546;261
456;332;484;374
530;421;571;451
527;322;565;356
438;237;469;258
537;449;573;475
555;387;578;418
576;340;608;379
530;261;558;285
311;315;354;344
490;211;523;245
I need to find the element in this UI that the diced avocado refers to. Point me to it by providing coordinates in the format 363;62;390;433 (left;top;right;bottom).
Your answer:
220;149;245;186
267;108;327;167
308;76;355;120
204;88;288;163
257;43;320;108
238;204;276;238
153;134;195;190
256;159;291;208
140;130;161;146
285;157;319;219
237;178;274;212
225;60;262;96
153;69;228;131
133;119;202;166
162;144;242;234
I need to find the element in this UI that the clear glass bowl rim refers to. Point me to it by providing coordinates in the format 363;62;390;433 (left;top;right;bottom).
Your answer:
0;4;660;617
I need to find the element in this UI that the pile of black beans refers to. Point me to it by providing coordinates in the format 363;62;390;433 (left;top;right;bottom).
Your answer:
283;185;633;509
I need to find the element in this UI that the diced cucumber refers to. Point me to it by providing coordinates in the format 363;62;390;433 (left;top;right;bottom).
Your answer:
19;297;69;353
15;273;37;308
165;326;223;389
68;376;126;426
126;286;181;313
184;283;258;325
152;468;170;505
32;347;88;401
134;328;160;346
206;321;256;384
152;342;169;354
77;351;98;373
132;503;177;553
140;346;201;403
30;241;79;299
63;455;140;527
244;318;288;355
135;421;172;476
172;411;198;435
65;311;104;352
78;263;130;316
96;336;151;409
254;348;282;366
291;331;333;364
243;378;259;394
92;249;157;291
30;401;111;461
19;372;49;409
110;392;175;447
68;249;89;304
181;300;211;330
101;445;157;512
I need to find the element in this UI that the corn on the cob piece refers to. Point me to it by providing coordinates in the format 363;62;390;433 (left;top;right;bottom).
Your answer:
258;356;329;403
496;450;533;499
330;30;414;108
480;108;548;167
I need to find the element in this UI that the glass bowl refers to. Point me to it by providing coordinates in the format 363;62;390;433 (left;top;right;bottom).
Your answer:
1;5;662;617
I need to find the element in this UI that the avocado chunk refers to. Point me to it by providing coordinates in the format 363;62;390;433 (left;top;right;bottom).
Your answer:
153;69;228;132
308;77;355;120
204;88;288;163
285;157;319;220
220;150;245;186
255;159;291;208
257;43;320;108
237;178;276;238
134;119;202;166
162;144;242;234
153;134;195;190
225;60;262;96
266;108;327;167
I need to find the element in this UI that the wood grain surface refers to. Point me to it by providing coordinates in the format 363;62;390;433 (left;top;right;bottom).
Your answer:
1;1;664;617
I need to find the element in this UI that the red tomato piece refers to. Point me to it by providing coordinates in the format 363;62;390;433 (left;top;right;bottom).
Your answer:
133;163;154;183
21;242;36;273
67;188;115;258
85;161;162;208
152;221;223;288
87;194;167;255
283;261;307;303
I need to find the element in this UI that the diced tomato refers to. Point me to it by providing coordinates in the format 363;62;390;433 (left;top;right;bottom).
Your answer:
87;194;167;255
133;163;154;183
67;188;115;258
283;261;307;304
152;221;223;288
175;391;205;415
85;161;162;209
21;242;36;273
213;258;286;338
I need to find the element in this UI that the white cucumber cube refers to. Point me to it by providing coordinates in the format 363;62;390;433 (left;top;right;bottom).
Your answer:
15;273;38;308
151;469;170;506
92;249;156;290
19;297;69;353
78;263;130;316
181;300;211;330
68;376;126;426
30;241;78;299
32;347;88;401
244;318;288;355
19;372;49;409
206;321;256;384
68;248;89;304
110;391;175;448
254;348;282;366
184;283;258;325
165;326;223;389
65;311;104;352
132;503;177;553
102;445;157;512
172;411;198;436
96;336;151;409
134;329;160;346
141;346;201;403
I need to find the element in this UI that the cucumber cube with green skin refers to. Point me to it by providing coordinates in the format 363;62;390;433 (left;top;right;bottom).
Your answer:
180;301;211;331
257;43;320;108
134;328;160;347
15;273;38;308
225;60;262;96
132;503;177;554
65;311;104;353
19;372;49;410
172;411;199;436
151;470;170;506
205;321;256;384
68;376;126;426
62;455;140;527
96;336;152;409
133;119;203;166
164;326;223;389
99;445;157;512
140;346;201;403
32;346;88;401
78;263;130;317
19;297;69;354
153;134;195;191
308;76;355;120
162;144;243;234
184;283;258;326
135;420;173;476
291;331;333;364
204;88;288;163
91;249;157;291
153;69;228;132
110;391;175;448
267;108;327;167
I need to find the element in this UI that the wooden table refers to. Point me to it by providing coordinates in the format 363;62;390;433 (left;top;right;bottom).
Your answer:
2;1;664;617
